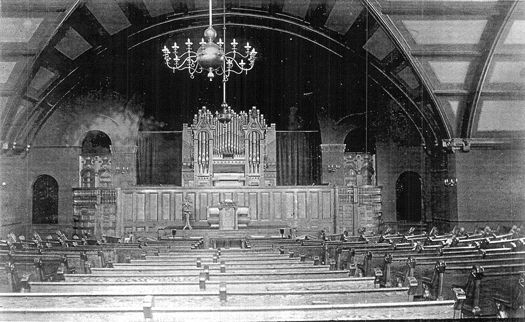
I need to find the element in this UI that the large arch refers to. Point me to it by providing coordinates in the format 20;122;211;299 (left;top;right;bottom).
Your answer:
0;1;453;158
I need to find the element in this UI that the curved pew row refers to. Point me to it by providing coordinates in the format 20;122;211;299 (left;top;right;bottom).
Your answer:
64;270;351;282
30;277;377;293
119;260;314;267
0;300;456;321
0;287;413;308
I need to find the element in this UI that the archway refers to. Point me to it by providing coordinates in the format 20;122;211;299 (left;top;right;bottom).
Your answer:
32;175;59;224
80;130;112;188
396;172;422;223
344;128;376;154
81;130;112;155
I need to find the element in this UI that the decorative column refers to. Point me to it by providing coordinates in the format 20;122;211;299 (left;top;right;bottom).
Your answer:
181;124;194;186
320;144;346;186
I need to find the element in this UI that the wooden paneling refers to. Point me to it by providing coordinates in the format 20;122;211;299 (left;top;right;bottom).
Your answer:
135;193;145;221
174;193;182;220
272;192;282;219
322;191;332;219
237;192;245;206
198;193;208;221
284;192;294;219
123;193;133;221
297;192;306;219
308;191;319;219
161;193;170;220
248;193;258;220
118;186;335;229
211;192;220;205
261;192;270;220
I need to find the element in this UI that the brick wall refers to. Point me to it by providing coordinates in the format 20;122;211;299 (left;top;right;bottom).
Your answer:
0;156;31;236
375;142;432;226
453;147;525;229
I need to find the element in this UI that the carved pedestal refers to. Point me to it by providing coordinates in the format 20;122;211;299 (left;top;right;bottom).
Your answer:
207;200;251;230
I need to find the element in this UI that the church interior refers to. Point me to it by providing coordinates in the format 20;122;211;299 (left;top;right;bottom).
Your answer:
0;0;524;320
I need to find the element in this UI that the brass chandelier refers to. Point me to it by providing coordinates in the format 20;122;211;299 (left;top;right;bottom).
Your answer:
161;0;257;82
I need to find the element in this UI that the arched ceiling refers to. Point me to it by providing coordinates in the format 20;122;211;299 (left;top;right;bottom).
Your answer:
0;0;523;155
374;0;525;143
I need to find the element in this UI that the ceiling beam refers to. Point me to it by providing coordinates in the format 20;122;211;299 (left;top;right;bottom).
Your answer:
381;1;507;16
465;1;519;137
0;0;72;13
434;89;470;96
435;89;525;98
0;89;15;97
411;49;482;57
0;48;38;58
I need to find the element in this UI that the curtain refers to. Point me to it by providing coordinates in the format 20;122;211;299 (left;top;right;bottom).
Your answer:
276;131;320;185
137;132;182;185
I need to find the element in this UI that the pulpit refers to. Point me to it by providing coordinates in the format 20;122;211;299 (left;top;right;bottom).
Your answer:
207;200;250;230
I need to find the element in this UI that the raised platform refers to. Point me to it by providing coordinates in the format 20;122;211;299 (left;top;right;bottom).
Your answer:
158;228;286;239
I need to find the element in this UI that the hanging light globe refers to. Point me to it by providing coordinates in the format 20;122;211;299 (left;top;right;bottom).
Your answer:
196;42;223;70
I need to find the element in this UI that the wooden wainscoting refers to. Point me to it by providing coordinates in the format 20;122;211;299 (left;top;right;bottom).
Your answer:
116;186;335;234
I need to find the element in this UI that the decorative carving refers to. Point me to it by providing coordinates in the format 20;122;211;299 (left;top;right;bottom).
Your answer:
343;153;376;187
442;138;471;153
206;199;250;230
79;155;112;188
182;197;193;230
182;106;276;187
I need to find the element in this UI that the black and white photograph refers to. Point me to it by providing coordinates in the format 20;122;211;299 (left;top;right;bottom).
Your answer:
0;0;523;320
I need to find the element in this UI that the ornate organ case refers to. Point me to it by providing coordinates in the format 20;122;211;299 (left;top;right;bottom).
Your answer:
182;106;276;187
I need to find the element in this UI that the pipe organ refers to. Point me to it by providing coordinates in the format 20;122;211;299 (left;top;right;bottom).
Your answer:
182;106;276;187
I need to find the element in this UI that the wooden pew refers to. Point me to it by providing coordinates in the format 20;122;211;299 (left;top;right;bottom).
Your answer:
418;260;525;302
64;270;352;282
0;286;413;308
0;299;456;321
453;268;524;318
144;255;293;263
30;276;377;293
90;266;332;275
114;261;317;268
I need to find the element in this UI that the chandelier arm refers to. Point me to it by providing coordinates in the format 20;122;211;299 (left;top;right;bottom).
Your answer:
166;51;197;63
225;58;255;73
224;51;251;60
166;55;196;70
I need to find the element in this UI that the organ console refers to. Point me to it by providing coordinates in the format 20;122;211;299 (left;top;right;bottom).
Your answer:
182;106;276;187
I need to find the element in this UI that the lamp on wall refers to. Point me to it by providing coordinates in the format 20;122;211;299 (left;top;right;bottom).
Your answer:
115;166;130;174
1;142;30;155
327;164;341;173
444;178;458;187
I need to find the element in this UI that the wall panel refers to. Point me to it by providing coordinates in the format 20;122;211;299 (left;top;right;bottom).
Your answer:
272;192;282;219
161;193;170;220
297;192;306;219
260;192;270;220
118;186;335;231
174;193;183;220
